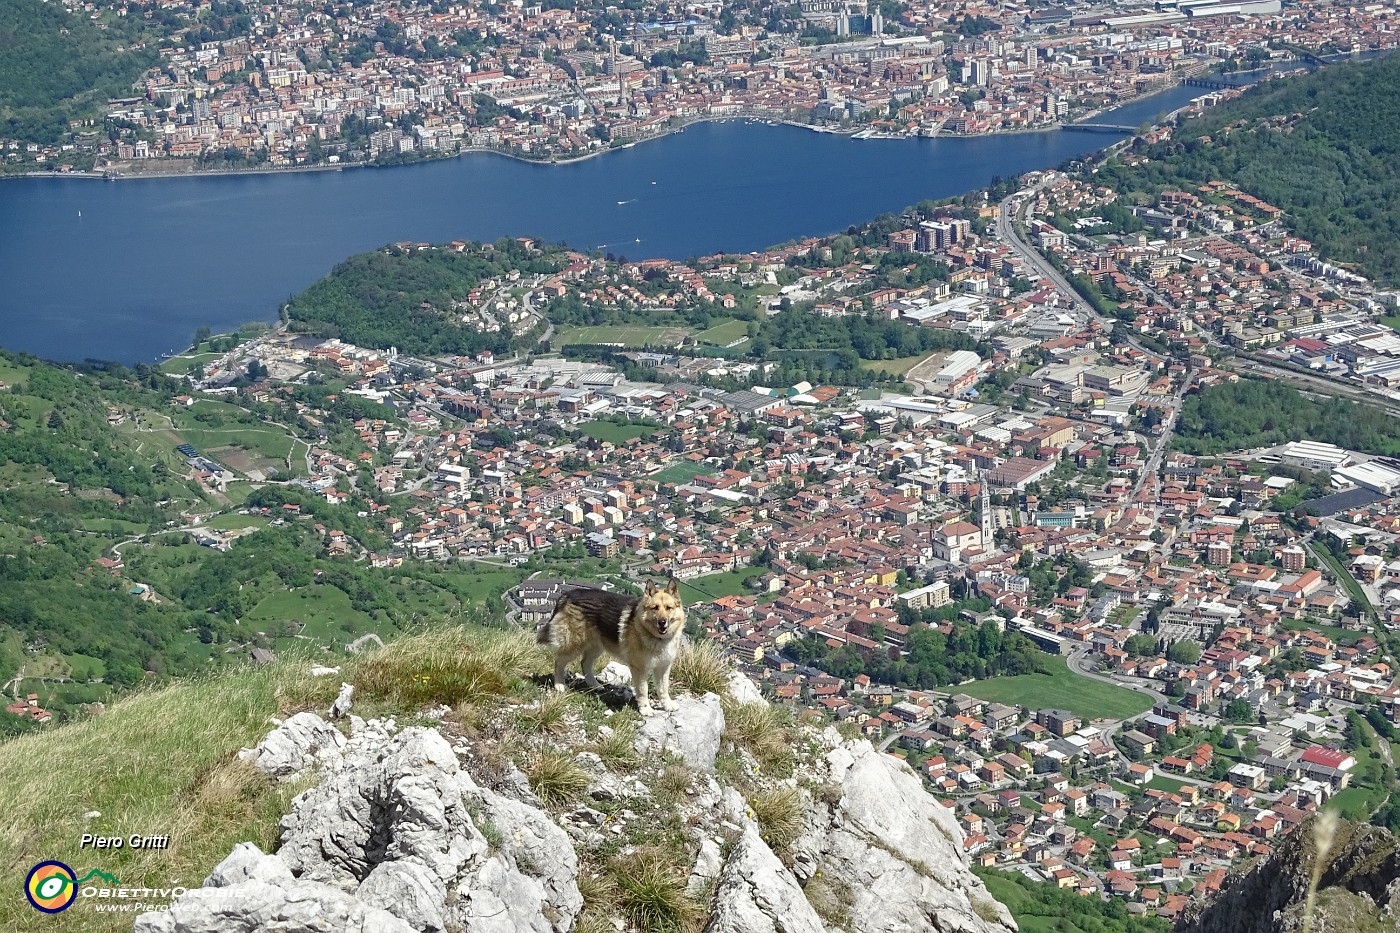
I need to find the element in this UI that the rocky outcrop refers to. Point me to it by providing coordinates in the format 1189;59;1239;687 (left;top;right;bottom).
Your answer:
634;690;725;772
147;720;580;933
1177;816;1400;933
139;676;1017;933
705;824;828;933
237;711;346;779
787;731;1017;933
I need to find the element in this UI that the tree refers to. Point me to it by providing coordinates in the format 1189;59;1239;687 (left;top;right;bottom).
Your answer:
1166;641;1202;664
1223;699;1254;724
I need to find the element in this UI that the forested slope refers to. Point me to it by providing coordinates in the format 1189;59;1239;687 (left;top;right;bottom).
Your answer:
1099;53;1400;282
0;0;157;145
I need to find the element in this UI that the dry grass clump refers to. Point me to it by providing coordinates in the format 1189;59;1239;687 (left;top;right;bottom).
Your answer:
574;869;622;933
670;640;733;699
609;846;704;933
513;689;578;736
524;749;591;806
589;720;642;772
353;627;543;710
749;786;805;852
722;701;796;777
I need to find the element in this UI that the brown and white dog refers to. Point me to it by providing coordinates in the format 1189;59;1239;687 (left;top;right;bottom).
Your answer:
536;580;685;715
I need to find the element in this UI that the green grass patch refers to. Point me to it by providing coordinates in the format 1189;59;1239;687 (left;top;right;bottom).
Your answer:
695;319;750;345
961;655;1153;721
675;567;759;602
579;421;659;444
159;351;222;375
862;354;930;377
0;361;31;388
555;325;691;348
76;517;150;534
1146;774;1189;794
0;664;319;933
1279;618;1367;646
650;462;716;485
437;568;527;604
205;513;270;532
244;586;379;648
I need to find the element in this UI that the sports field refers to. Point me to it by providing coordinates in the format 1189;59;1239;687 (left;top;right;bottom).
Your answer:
961;656;1152;720
555;325;690;347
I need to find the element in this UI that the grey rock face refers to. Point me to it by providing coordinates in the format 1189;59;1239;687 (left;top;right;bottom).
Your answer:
143;724;581;933
133;844;415;933
705;824;828;933
237;711;346;779
635;691;725;772
788;735;1017;933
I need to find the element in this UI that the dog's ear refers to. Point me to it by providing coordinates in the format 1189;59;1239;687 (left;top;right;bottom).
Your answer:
645;579;657;595
666;577;679;596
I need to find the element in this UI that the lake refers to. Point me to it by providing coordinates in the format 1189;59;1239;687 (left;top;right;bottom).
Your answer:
0;83;1209;363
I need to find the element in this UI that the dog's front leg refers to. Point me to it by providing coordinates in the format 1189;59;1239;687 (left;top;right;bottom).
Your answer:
657;664;678;712
631;664;654;715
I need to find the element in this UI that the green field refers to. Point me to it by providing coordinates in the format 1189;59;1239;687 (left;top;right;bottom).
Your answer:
961;656;1153;721
244;587;380;648
650;461;716;484
676;567;759;602
206;513;270;532
0;361;31;387
555;324;691;348
579;420;659;444
862;354;931;377
1280;618;1367;646
159;351;222;375
1146;774;1189;794
695;319;751;345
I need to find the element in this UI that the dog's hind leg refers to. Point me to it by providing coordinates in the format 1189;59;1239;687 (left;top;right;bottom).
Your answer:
580;645;602;690
553;647;581;693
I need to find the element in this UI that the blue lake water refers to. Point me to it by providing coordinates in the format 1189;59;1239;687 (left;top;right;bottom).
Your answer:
0;84;1208;363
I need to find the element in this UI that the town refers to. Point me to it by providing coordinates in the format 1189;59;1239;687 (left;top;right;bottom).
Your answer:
42;122;1398;920
8;0;1400;173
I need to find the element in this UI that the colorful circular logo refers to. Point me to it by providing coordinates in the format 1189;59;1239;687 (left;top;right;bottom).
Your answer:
26;861;77;913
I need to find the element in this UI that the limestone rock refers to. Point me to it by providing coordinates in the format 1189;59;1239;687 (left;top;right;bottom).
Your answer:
705;824;828;933
634;691;725;773
236;711;346;779
726;670;768;707
133;844;414;933
329;682;355;720
788;736;1016;933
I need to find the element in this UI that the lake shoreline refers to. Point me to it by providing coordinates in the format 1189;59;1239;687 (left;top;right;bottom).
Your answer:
0;83;1199;185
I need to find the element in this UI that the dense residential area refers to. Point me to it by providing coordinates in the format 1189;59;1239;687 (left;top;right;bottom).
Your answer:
10;99;1386;917
4;0;1399;173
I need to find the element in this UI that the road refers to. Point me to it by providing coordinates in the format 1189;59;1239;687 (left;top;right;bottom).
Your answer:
997;185;1166;367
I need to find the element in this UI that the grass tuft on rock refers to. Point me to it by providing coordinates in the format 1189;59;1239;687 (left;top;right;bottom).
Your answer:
670;640;732;699
610;846;704;933
722;700;796;777
525;749;591;806
513;689;578;736
750;786;805;852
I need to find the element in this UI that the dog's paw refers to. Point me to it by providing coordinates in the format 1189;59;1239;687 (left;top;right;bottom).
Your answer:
638;704;656;717
660;698;679;712
552;682;566;693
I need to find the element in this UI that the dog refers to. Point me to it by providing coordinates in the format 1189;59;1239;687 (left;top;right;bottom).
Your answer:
536;579;685;715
